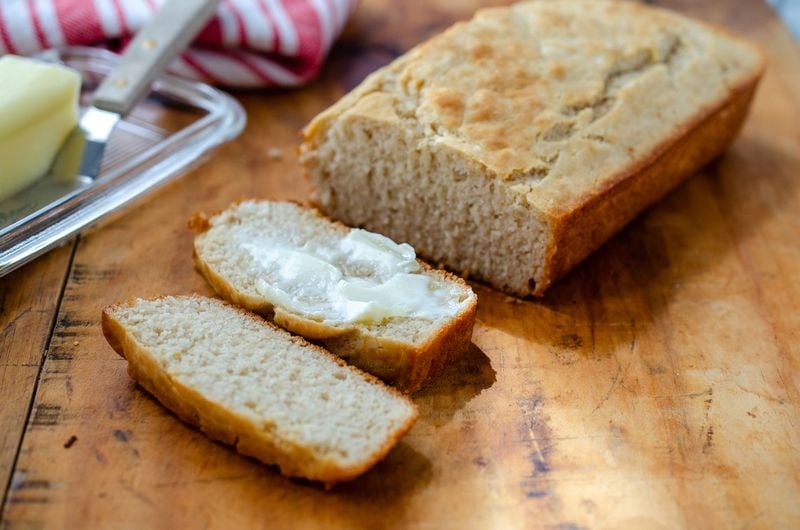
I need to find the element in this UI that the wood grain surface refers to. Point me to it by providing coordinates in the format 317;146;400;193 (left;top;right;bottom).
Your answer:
2;1;799;529
0;244;75;500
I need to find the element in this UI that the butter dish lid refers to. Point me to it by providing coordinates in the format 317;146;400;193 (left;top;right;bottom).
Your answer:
0;46;246;277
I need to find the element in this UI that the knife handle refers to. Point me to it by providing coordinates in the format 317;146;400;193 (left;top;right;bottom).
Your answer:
92;0;220;116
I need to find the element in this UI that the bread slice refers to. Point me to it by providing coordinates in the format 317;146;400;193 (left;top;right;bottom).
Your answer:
299;0;765;296
102;295;417;486
191;200;477;393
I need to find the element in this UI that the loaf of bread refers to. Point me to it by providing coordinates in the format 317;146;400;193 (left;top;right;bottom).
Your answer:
191;200;477;393
102;295;418;486
299;0;765;296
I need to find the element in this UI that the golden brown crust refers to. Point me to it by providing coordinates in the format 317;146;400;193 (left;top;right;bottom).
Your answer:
536;74;762;295
299;0;766;298
303;0;765;206
101;295;418;487
191;202;478;393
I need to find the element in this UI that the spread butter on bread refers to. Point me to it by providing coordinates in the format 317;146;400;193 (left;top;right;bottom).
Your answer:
191;200;477;393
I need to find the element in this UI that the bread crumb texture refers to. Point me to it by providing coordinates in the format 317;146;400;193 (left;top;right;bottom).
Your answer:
104;296;417;484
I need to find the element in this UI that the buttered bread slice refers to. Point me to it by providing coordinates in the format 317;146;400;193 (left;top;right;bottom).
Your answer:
191;200;477;393
300;0;765;296
102;295;417;486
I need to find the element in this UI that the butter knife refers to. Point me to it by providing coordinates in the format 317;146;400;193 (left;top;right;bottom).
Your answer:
54;0;220;181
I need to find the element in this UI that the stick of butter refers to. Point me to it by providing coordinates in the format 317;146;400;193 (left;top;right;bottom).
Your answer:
0;55;81;202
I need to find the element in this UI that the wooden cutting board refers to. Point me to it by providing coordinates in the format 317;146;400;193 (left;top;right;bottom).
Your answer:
2;1;799;528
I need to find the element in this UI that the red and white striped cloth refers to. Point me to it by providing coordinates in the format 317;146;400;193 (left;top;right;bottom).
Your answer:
0;0;356;87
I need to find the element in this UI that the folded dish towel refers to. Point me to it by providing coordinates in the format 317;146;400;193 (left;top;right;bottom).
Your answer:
0;0;355;87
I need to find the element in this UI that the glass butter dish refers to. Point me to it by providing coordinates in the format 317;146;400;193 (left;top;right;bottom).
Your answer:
0;46;246;277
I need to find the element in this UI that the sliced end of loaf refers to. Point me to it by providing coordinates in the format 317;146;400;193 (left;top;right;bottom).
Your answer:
301;114;552;296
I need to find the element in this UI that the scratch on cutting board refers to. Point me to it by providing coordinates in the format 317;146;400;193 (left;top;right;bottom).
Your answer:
113;429;141;458
2;308;30;335
517;396;554;499
652;388;713;400
119;478;154;506
553;523;589;530
702;426;715;454
592;319;636;412
69;264;118;284
94;447;109;466
152;474;258;488
113;429;131;443
592;360;622;413
699;387;715;454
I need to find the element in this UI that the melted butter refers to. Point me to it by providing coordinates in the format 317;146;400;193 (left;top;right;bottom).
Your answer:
338;229;419;275
240;229;469;324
